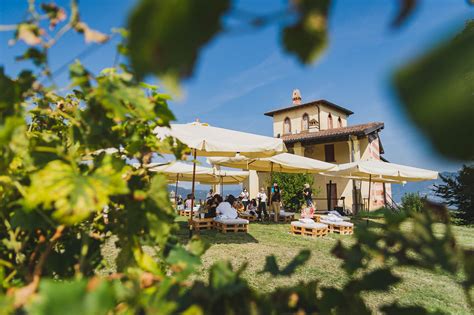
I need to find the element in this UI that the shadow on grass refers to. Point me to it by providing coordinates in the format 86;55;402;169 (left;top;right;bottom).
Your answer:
174;221;259;245
352;218;385;229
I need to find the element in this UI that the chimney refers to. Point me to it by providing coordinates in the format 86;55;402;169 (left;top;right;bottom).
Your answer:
292;89;302;105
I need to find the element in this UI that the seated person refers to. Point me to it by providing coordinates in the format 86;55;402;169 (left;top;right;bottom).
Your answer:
246;199;258;216
215;194;238;219
204;194;219;218
233;199;245;214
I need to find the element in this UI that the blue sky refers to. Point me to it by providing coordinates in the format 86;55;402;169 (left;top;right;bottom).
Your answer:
1;0;472;173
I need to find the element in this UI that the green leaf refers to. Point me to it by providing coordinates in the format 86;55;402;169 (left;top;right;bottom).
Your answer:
394;20;474;160
282;0;331;64
91;71;156;121
128;0;230;81
69;60;92;91
260;249;311;276
15;47;47;67
27;279;117;315
166;246;201;280
25;156;129;224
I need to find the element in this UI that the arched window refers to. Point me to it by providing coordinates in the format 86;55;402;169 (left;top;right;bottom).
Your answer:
302;113;309;131
327;113;333;129
337;117;342;128
283;117;291;134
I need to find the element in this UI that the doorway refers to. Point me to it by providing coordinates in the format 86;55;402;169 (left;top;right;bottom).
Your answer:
326;182;337;210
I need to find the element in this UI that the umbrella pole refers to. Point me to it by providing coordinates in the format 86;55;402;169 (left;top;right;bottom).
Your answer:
368;175;372;212
367;174;372;227
175;174;179;208
221;176;223;196
189;149;197;238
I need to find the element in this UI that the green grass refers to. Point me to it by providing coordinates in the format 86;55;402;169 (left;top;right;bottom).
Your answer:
100;216;473;314
170;216;474;314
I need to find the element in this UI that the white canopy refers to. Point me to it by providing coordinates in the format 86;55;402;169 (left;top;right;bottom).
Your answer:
153;122;286;158
208;153;337;173
148;161;249;184
326;160;438;182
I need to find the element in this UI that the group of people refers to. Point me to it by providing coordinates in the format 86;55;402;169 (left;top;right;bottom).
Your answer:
178;182;314;222
198;183;284;222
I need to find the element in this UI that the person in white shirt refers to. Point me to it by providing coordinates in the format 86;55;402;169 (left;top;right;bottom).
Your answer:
206;189;214;201
256;187;268;221
239;188;250;209
215;195;238;219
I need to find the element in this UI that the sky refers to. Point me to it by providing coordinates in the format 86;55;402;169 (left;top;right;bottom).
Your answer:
1;0;473;176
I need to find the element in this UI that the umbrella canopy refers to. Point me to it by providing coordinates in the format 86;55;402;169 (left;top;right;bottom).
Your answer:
148;161;249;184
153;122;286;158
208;153;338;173
326;160;438;182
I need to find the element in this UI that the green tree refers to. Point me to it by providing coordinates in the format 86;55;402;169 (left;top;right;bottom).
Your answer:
434;165;474;224
400;192;426;213
272;173;314;211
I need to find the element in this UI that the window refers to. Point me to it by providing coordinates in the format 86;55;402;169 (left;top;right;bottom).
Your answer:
324;144;335;162
337;117;342;128
283;117;291;134
302;113;309;131
327;113;333;129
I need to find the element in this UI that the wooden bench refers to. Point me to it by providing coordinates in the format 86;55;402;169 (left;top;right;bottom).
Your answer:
189;218;214;231
290;221;328;237
320;220;354;235
279;212;295;223
238;213;257;222
214;218;249;233
178;209;192;217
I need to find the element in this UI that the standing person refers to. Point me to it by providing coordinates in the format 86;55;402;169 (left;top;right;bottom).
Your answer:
206;189;214;201
240;188;250;209
270;182;281;223
303;183;313;207
256;187;268;221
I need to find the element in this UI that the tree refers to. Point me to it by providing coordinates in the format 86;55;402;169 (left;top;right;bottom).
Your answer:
272;173;314;211
434;165;474;224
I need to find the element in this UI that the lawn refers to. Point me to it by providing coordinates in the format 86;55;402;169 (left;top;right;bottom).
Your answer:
170;216;474;314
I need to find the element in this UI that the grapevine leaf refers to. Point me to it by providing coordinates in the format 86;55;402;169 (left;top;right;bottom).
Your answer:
128;0;230;81
15;23;43;46
394;20;474;160
282;0;331;64
15;47;47;67
25;156;129;224
27;279;116;315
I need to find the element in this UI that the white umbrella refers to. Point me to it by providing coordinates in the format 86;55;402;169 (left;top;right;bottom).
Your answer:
329;160;438;182
208;153;337;173
325;160;438;211
154;122;286;158
148;161;249;204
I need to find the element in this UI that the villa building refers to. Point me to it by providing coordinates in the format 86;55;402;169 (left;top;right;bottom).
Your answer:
245;89;392;213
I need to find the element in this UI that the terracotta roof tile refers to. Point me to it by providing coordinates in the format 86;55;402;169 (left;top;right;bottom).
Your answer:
281;122;384;144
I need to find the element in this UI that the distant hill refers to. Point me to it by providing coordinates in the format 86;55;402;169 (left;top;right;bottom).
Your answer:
167;185;241;201
390;171;455;203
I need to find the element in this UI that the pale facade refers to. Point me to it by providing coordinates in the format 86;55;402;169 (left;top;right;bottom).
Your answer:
246;90;392;213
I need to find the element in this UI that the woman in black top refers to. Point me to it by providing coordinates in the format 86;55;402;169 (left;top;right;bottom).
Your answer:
303;183;313;207
271;183;281;223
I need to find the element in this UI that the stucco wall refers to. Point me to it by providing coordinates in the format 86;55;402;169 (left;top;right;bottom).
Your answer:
271;104;348;137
